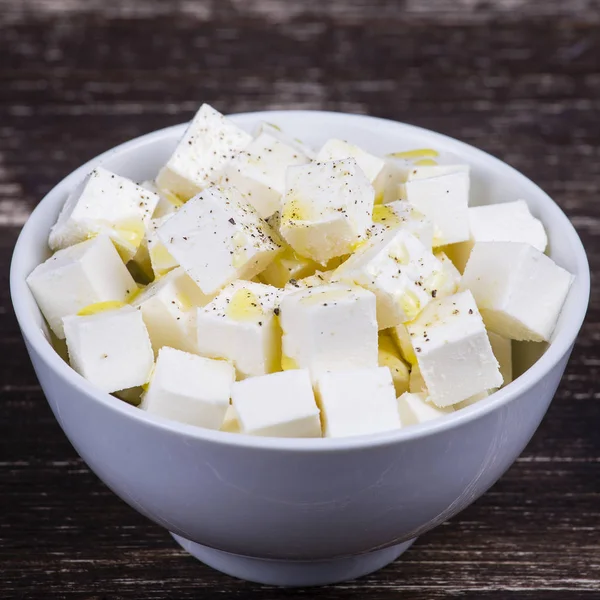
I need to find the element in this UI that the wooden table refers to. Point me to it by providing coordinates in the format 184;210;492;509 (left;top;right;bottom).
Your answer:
1;1;599;597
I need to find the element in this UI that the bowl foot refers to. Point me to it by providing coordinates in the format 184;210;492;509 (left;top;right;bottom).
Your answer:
170;533;416;587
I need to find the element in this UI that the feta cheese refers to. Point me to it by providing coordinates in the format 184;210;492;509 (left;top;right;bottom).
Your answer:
316;367;400;437
489;331;512;387
390;323;417;365
146;215;178;278
27;235;137;338
49;167;160;262
156;103;252;200
132;267;210;355
232;370;321;438
333;228;446;329
220;404;241;433
369;201;434;247
378;332;410;396
446;200;548;272
63;306;154;393
260;244;319;288
254;121;316;160
141;347;234;430
156;186;282;295
140;180;183;219
279;283;378;379
316;139;387;201
196;281;284;379
223;131;311;219
434;250;462;297
460;242;573;342
407;290;503;406
397;392;454;426
280;159;374;265
404;171;470;246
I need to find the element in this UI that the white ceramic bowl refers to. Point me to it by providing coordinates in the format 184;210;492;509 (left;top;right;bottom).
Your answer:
11;111;590;587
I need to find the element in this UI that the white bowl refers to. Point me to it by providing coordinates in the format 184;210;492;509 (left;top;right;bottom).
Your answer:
10;111;590;587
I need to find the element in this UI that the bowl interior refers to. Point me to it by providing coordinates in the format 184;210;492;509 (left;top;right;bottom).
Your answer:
11;110;590;442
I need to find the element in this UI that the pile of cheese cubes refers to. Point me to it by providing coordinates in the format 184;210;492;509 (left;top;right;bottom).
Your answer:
27;103;574;438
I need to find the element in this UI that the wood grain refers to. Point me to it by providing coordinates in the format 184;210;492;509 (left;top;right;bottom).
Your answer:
1;1;599;598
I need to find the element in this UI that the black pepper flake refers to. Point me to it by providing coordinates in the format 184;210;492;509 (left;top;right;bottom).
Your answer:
258;321;263;326
274;307;280;316
468;309;473;314
229;218;236;225
415;347;422;353
101;353;108;359
432;290;437;298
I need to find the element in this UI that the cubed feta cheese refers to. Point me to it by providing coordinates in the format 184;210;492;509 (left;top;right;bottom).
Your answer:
27;235;137;338
220;404;241;433
279;283;378;379
460;242;573;342
140;347;234;429
397;392;454;426
489;331;512;387
140;180;183;219
196;281;284;379
259;244;319;288
132;267;210;355
445;200;548;272
434;250;462;297
146;215;178;278
378;332;410;396
156;186;282;295
316;139;387;201
232;370;321;438
407;290;503;406
49;167;160;262
156;103;252;200
316;367;401;437
223;132;311;219
404;171;470;246
280;159;374;265
254;121;316;160
63;306;154;393
370;201;434;247
333;228;446;329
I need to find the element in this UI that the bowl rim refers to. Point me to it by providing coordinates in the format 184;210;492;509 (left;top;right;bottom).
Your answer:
10;109;591;452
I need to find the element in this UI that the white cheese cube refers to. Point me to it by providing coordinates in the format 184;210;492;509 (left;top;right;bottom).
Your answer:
279;283;378;379
397;392;454;426
378;157;412;204
146;215;178;278
460;242;573;342
220;404;241;433
390;323;417;365
333;228;446;329
316;367;401;438
232;370;321;438
370;201;434;247
49;167;160;261
132;267;210;356
141;347;234;430
281;159;374;265
156;186;282;295
254;121;316;160
489;331;512;387
446;200;548;272
140;180;183;219
404;171;470;246
455;390;490;410
196;281;284;379
407;290;503;407
63;306;154;393
156;103;252;200
434;250;462;297
316;139;387;201
378;333;410;397
259;244;319;288
27;235;136;339
223;132;311;219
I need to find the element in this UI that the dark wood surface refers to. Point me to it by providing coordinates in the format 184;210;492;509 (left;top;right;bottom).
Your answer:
1;1;599;598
